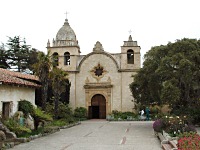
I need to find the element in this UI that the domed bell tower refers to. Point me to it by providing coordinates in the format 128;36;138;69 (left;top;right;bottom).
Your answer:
47;16;80;71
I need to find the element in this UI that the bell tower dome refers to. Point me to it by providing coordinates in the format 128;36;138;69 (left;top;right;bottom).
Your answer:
47;14;80;71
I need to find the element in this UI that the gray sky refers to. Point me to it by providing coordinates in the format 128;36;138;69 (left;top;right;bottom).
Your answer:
0;0;200;63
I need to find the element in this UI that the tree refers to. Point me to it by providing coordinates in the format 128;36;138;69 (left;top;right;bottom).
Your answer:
130;38;200;114
6;36;30;72
49;67;68;119
33;52;51;110
0;43;9;69
27;48;40;74
0;36;40;73
60;79;71;104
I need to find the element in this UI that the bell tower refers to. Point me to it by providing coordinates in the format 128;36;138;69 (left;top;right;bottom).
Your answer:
120;35;141;70
47;15;80;71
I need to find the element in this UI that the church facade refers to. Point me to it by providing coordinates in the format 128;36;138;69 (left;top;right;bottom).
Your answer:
47;18;141;119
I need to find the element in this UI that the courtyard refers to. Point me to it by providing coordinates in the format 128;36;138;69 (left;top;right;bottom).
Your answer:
10;120;162;150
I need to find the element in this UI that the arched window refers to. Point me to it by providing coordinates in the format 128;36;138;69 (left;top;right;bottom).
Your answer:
127;49;134;64
64;52;70;65
52;52;59;66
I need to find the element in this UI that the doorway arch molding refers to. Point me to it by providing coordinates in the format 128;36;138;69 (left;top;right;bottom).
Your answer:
84;81;112;117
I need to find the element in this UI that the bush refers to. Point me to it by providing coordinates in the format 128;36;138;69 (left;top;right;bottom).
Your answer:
74;107;87;119
57;103;73;119
18;100;34;117
153;119;164;132
49;119;68;127
46;102;73;119
33;107;53;130
183;124;197;133
157;115;197;137
178;132;200;150
3;118;31;137
110;110;136;120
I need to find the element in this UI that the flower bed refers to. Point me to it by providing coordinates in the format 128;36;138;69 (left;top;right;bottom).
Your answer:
177;132;200;150
153;115;196;137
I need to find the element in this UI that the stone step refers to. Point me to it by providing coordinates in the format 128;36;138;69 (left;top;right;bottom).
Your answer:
169;140;178;149
162;143;173;150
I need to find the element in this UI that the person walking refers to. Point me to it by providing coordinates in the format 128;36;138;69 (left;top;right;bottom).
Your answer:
145;107;150;121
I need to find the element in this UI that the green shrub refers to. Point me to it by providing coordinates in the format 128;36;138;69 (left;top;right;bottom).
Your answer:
33;108;53;121
43;126;55;134
18;100;34;117
3;118;31;137
74;107;87;119
49;119;68;127
110;110;137;120
33;107;53;130
57;103;73;119
46;102;73;120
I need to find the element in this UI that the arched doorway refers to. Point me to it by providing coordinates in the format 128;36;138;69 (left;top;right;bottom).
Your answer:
89;94;106;119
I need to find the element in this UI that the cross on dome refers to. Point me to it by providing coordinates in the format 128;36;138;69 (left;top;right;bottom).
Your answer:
64;11;69;20
128;30;132;35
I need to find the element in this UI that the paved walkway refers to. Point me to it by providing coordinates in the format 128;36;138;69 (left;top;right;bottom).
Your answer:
10;120;162;150
197;127;200;135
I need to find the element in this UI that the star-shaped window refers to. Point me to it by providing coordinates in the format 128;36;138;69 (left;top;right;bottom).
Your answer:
95;67;103;77
90;63;107;81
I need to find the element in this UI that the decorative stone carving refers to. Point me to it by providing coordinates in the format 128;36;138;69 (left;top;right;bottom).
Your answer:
93;41;104;51
90;63;107;82
84;82;112;116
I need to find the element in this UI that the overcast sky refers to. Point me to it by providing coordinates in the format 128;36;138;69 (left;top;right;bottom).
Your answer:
0;0;200;63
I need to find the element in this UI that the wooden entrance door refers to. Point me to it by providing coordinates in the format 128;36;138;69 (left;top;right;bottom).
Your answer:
2;102;11;119
90;94;106;119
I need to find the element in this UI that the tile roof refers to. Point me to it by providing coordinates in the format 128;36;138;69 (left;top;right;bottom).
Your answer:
0;68;40;88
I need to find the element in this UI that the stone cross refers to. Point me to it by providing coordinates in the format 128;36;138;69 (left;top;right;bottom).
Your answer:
128;30;132;35
65;11;69;19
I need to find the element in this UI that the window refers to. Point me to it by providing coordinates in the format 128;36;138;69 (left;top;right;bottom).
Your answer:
52;52;59;66
127;49;134;64
64;52;70;65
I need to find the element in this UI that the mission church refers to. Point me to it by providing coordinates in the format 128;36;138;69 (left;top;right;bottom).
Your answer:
47;17;141;119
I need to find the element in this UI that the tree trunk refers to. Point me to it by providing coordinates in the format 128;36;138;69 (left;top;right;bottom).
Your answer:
54;94;59;119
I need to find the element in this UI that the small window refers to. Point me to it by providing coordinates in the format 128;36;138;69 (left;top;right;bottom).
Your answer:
52;52;59;66
64;52;70;65
127;49;134;64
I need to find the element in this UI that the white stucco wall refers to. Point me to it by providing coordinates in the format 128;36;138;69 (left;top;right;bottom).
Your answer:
0;85;36;116
121;72;136;112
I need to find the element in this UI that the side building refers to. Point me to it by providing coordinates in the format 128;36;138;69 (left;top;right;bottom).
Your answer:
47;17;141;119
0;68;40;119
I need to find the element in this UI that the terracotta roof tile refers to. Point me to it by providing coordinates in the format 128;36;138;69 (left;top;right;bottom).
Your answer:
0;68;40;88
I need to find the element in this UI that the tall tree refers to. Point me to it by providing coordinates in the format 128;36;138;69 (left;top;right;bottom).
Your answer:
49;67;68;119
0;43;9;69
33;52;52;110
60;79;71;104
130;38;200;114
27;48;40;74
6;36;30;72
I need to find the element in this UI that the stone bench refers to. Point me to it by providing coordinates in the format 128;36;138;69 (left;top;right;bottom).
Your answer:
157;133;178;150
158;132;168;145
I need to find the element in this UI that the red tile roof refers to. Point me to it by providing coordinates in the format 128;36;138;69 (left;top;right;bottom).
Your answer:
0;68;40;88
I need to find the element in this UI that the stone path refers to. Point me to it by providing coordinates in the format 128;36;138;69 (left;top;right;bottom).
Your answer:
10;120;162;150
